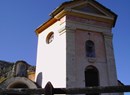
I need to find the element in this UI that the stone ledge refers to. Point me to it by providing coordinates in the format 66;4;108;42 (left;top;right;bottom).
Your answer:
88;57;96;63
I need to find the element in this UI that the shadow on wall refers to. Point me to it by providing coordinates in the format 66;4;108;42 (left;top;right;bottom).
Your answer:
36;72;43;87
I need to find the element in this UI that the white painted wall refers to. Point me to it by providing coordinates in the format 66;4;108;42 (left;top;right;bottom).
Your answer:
35;18;67;88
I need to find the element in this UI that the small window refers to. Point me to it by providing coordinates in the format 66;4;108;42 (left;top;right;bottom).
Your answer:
85;40;95;57
46;32;54;44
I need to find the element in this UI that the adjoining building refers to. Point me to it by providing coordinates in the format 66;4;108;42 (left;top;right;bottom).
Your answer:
0;61;39;90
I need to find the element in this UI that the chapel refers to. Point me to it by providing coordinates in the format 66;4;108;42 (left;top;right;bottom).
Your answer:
35;1;123;95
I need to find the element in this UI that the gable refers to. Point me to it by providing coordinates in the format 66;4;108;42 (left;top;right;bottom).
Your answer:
64;0;116;19
72;3;106;16
49;0;117;28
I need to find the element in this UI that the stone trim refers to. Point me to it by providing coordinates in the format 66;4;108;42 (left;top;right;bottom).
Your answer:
88;57;96;63
103;32;118;86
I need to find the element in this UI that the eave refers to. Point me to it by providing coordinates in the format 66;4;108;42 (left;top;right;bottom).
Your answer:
35;18;57;35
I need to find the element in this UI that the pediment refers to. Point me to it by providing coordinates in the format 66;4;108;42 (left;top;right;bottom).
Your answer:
65;1;116;19
51;0;116;20
72;3;106;16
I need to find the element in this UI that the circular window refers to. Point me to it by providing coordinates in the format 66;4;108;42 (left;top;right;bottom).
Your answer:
46;32;54;44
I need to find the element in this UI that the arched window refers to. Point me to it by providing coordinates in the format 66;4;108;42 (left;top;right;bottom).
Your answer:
85;66;99;95
85;40;95;57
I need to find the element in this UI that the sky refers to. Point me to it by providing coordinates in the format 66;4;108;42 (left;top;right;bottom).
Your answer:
0;0;130;94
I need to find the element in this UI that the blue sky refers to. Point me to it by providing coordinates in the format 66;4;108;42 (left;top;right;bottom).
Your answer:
0;0;130;94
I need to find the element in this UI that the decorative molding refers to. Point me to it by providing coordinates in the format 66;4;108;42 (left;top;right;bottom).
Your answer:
66;20;111;34
67;15;111;27
66;26;76;32
88;57;96;63
103;32;113;39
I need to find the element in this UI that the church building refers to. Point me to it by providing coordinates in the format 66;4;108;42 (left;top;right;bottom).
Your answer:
35;0;123;95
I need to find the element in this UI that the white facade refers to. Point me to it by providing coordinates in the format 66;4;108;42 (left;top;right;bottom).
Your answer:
35;17;67;87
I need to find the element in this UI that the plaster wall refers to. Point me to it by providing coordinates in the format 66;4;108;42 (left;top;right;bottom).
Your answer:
35;17;67;88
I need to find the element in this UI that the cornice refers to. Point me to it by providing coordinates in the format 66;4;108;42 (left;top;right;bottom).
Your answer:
35;18;57;35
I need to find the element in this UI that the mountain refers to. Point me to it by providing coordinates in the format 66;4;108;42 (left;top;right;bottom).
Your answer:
0;60;14;77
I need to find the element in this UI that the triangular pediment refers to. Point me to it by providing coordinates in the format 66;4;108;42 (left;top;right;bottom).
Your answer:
72;3;106;16
51;0;116;19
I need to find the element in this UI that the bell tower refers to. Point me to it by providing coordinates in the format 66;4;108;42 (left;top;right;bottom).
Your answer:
35;1;120;94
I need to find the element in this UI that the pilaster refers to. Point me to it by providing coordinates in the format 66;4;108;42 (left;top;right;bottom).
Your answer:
66;27;77;87
103;32;118;86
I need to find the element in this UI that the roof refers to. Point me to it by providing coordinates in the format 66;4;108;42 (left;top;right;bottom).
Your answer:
50;0;117;18
35;0;117;34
